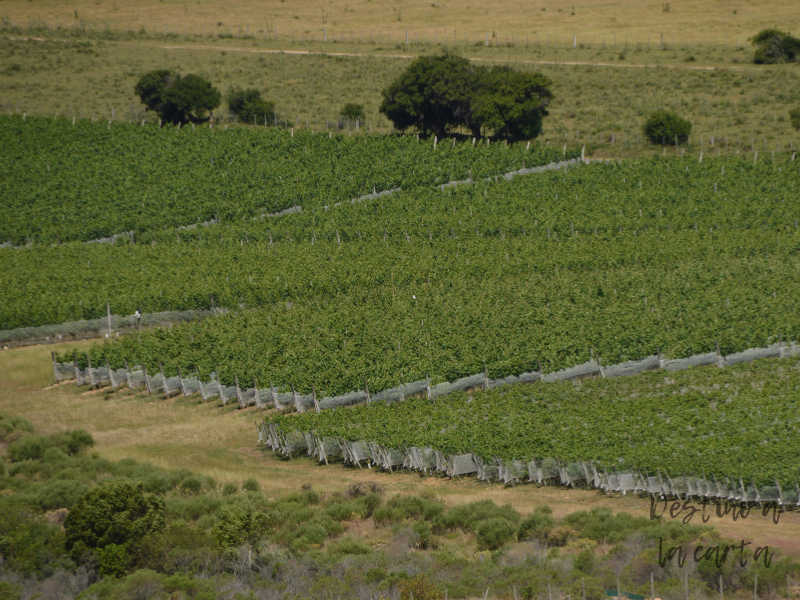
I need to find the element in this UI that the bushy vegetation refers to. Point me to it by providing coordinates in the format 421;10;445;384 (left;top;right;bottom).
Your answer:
1;415;798;598
642;109;692;145
225;86;276;125
751;29;800;64
380;52;552;139
134;70;221;124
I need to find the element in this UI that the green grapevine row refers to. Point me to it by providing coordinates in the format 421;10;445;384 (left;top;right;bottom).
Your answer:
0;115;572;244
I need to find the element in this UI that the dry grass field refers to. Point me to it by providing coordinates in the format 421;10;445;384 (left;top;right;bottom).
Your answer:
2;0;799;42
1;33;799;156
3;340;800;559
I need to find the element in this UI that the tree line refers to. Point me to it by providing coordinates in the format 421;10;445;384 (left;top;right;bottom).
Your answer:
134;31;800;143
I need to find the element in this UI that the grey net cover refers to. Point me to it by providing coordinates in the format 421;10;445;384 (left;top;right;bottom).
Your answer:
163;375;182;396
604;355;660;378
54;362;76;381
724;343;780;366
219;383;237;405
543;360;602;383
448;454;477;477
127;367;145;389
144;371;164;393
181;376;200;396
318;390;368;410
198;379;220;401
294;393;315;412
662;352;719;371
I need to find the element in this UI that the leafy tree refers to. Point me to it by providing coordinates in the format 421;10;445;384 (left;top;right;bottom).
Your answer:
340;103;366;126
380;52;552;139
790;107;800;131
750;29;800;64
476;517;517;551
470;66;552;139
134;70;221;125
64;481;165;573
642;109;692;145
379;52;476;138
226;87;276;125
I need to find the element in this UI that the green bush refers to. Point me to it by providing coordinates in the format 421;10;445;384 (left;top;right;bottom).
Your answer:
222;482;238;496
561;507;651;544
7;434;54;462
27;478;89;511
340;103;366;126
440;500;521;532
211;504;274;549
226;87;276;125
327;536;372;557
179;476;204;495
242;477;260;493
412;520;432;549
642;109;692;146
325;500;367;521
54;429;95;455
476;517;517;551
751;29;800;64
517;509;556;542
0;415;35;441
791;107;800;131
65;481;166;567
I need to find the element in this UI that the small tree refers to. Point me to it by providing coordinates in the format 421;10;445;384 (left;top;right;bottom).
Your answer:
470;66;552;140
751;29;800;64
340;103;366;127
790;107;800;131
226;87;276;125
643;109;692;146
134;70;221;124
380;52;475;138
65;481;165;574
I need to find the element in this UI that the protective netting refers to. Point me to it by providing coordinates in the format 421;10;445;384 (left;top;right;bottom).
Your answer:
3;309;218;344
54;340;800;504
56;340;800;414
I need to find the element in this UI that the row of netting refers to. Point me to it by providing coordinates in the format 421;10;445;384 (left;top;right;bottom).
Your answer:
54;338;800;412
3;309;219;345
258;421;799;507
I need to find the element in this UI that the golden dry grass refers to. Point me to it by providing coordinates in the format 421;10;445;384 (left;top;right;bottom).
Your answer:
2;339;800;557
3;0;799;42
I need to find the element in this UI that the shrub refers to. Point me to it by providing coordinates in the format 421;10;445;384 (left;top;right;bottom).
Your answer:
398;574;443;600
65;481;166;567
242;477;260;493
211;505;274;549
643;109;692;145
28;478;89;511
412;520;432;549
0;415;34;441
327;536;372;557
7;434;53;462
179;476;204;495
134;70;221;124
340;103;366;126
517;510;556;542
222;482;238;496
791;107;800;131
226;86;276;125
548;525;579;547
751;29;800;64
56;429;95;455
476;517;517;551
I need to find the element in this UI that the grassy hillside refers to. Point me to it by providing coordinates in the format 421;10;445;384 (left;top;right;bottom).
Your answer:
1;28;799;156
3;0;799;41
